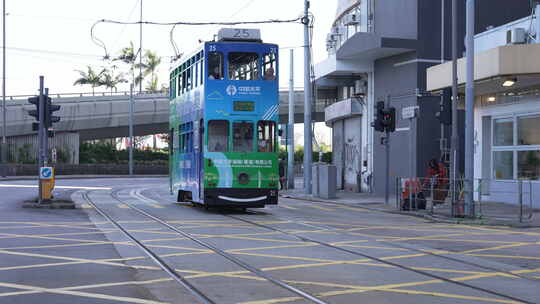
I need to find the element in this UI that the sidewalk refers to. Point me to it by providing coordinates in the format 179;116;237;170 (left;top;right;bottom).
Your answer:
281;177;540;228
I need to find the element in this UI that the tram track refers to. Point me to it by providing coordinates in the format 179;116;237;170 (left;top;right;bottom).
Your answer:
84;188;330;304
135;187;538;304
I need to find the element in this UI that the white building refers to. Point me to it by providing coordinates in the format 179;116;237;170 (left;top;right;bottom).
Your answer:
427;8;540;207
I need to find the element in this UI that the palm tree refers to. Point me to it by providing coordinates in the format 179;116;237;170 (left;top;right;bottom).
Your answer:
101;69;127;94
73;66;105;94
114;41;139;86
139;50;162;92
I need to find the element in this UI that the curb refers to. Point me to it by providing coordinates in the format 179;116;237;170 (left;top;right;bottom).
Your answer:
280;194;539;228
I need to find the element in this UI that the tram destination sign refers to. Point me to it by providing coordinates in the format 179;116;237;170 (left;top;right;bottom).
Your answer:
234;101;255;112
218;28;262;42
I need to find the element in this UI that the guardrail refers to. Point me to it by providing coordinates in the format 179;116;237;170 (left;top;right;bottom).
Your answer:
396;177;537;222
3;90;167;100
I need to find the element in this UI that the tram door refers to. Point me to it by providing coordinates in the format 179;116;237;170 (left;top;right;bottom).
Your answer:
198;119;204;200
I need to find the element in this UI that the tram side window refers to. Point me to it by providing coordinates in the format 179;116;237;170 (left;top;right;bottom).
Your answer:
186;66;192;91
208;120;228;152
263;53;276;81
233;121;254;152
177;74;183;96
257;121;276;152
208;52;224;80
229;53;259;80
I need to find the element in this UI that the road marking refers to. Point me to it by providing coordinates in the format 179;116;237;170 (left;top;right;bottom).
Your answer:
466;253;540;260
81;203;92;209
280;205;298;210
307;205;334;211
118;204;129;209
0;184;111;190
0;281;167;304
0;278;174;298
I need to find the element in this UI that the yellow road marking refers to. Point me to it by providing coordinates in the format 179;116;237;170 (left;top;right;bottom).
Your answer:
466;253;540;260
0;278;173;297
307;205;334;211
0;281;166;304
118;204;129;209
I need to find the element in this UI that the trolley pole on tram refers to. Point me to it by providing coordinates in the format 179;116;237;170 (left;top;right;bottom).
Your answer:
303;0;313;194
288;49;295;189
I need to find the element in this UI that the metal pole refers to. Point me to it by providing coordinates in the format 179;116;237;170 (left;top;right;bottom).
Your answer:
129;83;134;175
465;0;475;217
139;0;143;94
518;180;523;223
1;0;6;177
44;88;49;166
303;0;312;194
288;49;295;189
450;0;459;216
38;76;44;203
440;0;446;164
385;95;390;204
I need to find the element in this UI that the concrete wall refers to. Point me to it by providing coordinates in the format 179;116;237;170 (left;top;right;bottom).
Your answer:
7;132;79;164
374;0;417;40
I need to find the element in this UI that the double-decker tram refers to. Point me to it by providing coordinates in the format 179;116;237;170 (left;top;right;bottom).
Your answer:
169;28;279;209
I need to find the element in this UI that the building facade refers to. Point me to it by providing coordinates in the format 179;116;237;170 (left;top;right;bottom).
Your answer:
315;0;530;195
427;6;540;207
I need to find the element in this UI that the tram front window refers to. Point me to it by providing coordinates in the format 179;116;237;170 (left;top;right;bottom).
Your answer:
208;120;228;152
208;52;224;80
263;53;276;81
233;121;254;152
257;121;276;152
229;52;259;80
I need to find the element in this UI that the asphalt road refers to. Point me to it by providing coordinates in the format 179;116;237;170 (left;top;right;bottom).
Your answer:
0;177;539;304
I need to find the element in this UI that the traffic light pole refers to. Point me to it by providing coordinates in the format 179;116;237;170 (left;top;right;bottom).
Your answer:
384;95;391;205
38;76;45;203
43;88;49;167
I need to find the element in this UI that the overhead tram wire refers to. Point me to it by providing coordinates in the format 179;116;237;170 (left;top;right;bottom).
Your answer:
90;16;303;59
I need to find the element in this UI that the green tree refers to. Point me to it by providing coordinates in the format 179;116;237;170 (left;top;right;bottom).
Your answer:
114;41;140;86
100;68;127;94
73;66;106;94
138;50;162;92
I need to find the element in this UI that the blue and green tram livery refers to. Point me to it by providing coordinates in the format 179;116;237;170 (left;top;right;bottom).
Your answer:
169;28;279;208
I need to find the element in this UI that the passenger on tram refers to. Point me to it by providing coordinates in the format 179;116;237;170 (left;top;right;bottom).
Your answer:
264;67;275;80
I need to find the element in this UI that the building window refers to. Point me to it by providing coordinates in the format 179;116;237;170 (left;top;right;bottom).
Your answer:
493;118;513;146
493;151;513;180
518;115;540;145
208;120;228;152
492;114;540;180
228;52;259;80
257;121;276;152
518;150;540;180
233;121;253;152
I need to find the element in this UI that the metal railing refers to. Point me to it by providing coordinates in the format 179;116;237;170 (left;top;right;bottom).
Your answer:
396;177;536;222
4;90;166;100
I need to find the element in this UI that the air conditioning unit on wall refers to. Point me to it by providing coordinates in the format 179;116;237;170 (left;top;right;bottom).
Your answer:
343;14;360;26
507;28;526;44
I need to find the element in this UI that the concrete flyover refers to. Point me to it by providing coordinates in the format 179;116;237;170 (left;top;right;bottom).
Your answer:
1;88;328;140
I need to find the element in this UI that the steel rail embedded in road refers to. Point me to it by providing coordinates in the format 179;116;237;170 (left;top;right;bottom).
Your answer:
81;191;216;304
109;188;331;304
278;197;540;283
224;212;536;304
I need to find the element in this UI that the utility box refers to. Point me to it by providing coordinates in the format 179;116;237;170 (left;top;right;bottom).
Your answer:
319;165;337;199
312;164;321;196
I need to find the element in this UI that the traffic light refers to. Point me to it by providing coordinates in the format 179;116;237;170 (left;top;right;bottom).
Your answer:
371;101;385;132
381;107;396;132
44;95;61;128
28;96;40;121
436;87;452;125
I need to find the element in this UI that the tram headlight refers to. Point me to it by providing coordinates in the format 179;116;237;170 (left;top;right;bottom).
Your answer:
238;172;250;185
